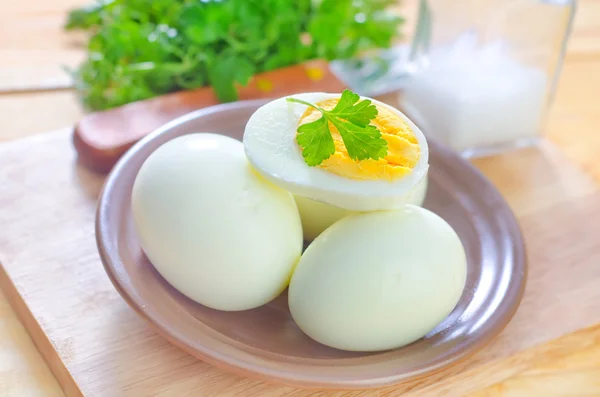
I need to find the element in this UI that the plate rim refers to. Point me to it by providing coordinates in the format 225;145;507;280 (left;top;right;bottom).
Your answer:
96;99;527;389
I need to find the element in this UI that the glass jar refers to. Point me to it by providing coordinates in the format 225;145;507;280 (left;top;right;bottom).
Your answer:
400;0;577;156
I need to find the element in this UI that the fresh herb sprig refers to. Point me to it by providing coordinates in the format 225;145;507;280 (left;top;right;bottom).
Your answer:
287;89;388;166
65;0;403;111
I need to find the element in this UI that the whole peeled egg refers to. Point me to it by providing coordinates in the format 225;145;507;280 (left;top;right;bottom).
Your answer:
294;176;429;241
131;133;303;311
288;205;467;351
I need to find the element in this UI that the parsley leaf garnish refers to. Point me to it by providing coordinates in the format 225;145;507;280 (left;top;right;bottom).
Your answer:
287;89;388;166
295;116;336;167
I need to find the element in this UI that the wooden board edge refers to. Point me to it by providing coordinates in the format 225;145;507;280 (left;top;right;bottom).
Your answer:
0;261;82;397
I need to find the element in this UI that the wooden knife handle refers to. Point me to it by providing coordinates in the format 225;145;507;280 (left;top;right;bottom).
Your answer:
73;60;345;173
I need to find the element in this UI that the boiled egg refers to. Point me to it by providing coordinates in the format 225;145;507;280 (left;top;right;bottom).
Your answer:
131;133;303;311
294;176;429;241
243;93;429;213
288;205;467;352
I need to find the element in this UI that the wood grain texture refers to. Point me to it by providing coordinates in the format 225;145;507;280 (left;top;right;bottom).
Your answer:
0;90;82;142
470;325;600;397
1;129;600;397
0;290;63;397
0;0;87;92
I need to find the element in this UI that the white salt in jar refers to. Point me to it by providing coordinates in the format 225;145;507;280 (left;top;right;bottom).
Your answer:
401;0;576;157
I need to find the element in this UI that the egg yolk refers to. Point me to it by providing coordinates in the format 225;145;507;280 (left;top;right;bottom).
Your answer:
297;98;420;181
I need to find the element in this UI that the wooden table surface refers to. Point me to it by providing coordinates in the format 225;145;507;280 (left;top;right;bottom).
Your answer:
1;1;599;396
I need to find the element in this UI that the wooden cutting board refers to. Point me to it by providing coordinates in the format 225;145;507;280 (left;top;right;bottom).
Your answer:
1;128;600;396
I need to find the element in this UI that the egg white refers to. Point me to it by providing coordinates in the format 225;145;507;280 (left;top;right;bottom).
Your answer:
243;93;429;212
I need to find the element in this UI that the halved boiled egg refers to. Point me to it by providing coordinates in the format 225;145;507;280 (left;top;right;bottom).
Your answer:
243;92;429;213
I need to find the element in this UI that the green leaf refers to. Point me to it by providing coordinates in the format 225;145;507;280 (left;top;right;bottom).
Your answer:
328;119;387;161
180;4;226;45
296;116;336;166
287;89;388;166
64;5;103;30
185;25;215;45
328;89;378;127
207;53;255;102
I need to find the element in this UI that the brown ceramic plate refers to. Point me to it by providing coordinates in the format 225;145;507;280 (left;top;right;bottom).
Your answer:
96;100;527;389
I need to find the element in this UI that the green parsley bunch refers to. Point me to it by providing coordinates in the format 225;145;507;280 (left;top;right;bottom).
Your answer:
65;0;403;111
